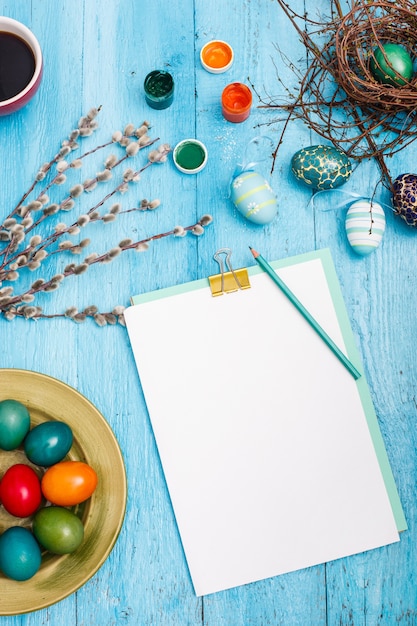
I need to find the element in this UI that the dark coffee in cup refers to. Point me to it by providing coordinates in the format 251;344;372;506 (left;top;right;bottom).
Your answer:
0;17;43;115
0;32;36;102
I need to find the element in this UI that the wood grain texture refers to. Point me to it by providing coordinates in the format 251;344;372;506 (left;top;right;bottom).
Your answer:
0;0;416;624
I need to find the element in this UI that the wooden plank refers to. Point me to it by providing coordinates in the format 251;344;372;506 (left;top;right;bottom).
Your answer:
195;0;325;624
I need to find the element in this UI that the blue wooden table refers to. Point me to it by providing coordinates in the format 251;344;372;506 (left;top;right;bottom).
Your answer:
0;1;416;624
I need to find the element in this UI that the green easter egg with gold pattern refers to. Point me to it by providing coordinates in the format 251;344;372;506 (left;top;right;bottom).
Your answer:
291;145;352;190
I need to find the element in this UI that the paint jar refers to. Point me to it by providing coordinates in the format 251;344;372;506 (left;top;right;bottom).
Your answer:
173;139;208;174
200;40;234;73
143;70;174;110
221;82;252;123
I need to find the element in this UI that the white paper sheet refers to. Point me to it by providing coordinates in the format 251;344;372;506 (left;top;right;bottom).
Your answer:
125;250;400;596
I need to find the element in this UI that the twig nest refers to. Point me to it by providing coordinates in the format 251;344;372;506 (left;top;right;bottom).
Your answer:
267;1;417;169
392;173;417;226
335;2;417;111
291;145;352;190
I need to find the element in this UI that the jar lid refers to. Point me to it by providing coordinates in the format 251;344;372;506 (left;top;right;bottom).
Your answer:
173;139;208;174
200;40;234;74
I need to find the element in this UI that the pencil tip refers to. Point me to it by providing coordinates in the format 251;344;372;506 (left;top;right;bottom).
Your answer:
249;247;258;258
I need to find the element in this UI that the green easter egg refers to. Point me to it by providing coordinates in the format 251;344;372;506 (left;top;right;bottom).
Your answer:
0;399;30;450
291;145;352;190
33;506;84;555
370;43;413;87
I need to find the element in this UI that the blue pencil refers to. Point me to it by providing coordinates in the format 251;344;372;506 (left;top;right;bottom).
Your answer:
249;247;361;380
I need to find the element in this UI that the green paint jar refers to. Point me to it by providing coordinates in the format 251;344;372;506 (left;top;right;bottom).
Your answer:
173;139;208;174
144;70;174;110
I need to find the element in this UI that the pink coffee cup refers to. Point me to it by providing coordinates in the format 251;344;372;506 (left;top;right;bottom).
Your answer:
0;16;43;115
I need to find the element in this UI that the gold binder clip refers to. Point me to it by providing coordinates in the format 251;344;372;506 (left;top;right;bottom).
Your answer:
209;248;251;296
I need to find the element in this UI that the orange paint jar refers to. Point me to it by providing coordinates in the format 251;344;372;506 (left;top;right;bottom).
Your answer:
221;83;252;123
200;40;234;73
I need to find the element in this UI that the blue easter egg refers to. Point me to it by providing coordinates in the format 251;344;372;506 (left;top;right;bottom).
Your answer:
24;420;73;466
0;527;42;581
291;145;352;190
345;199;386;256
230;171;277;225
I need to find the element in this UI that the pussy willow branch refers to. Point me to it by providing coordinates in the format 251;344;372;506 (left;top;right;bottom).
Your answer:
2;214;213;325
4;215;212;308
0;109;214;325
7;108;103;220
0;119;160;280
1;138;160;271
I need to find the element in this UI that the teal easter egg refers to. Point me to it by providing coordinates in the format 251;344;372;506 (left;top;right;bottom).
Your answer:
0;399;30;450
0;527;42;581
230;171;277;225
369;43;413;87
24;420;73;466
345;199;386;256
291;145;352;190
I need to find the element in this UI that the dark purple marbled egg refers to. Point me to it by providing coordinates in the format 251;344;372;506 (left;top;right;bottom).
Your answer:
392;174;417;227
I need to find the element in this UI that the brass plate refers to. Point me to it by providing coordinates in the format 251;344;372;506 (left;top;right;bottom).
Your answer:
0;369;127;615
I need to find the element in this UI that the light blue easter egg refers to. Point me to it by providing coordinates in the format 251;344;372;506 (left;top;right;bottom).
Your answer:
345;199;386;256
230;171;277;225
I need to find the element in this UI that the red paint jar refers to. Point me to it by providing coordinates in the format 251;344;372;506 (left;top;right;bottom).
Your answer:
221;83;252;123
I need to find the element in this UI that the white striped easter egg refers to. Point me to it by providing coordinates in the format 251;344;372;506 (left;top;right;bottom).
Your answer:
230;170;277;225
345;199;386;256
